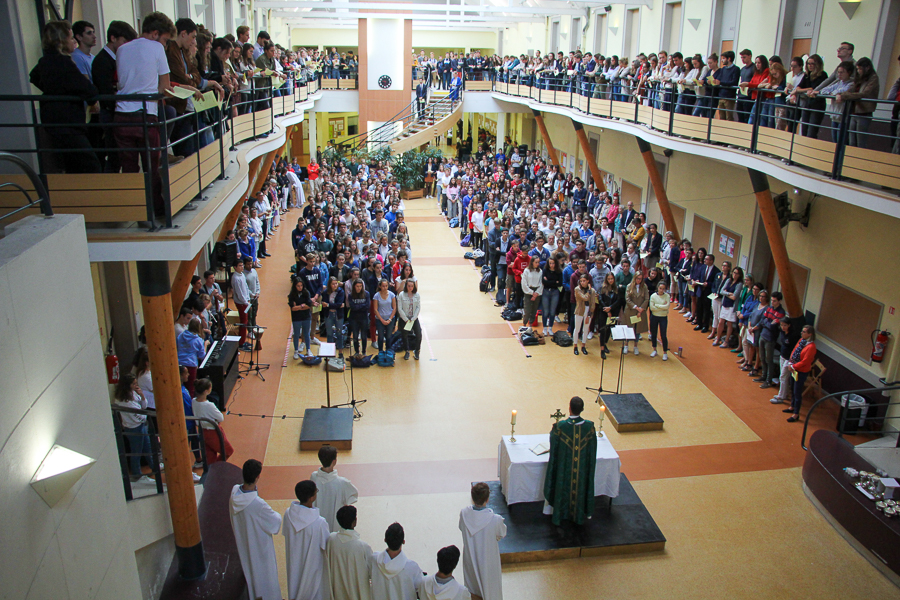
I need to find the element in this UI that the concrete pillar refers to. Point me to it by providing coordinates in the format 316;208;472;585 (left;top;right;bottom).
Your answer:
307;110;318;162
496;112;506;154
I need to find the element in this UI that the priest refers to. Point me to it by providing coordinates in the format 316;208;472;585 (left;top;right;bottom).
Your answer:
312;445;359;532
283;480;331;600
326;505;373;600
542;396;598;526
230;459;283;600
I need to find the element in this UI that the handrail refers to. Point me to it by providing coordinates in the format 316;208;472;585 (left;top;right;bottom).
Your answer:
489;76;900;192
0;151;52;222
365;91;461;153
112;403;227;458
341;97;419;151
800;385;900;451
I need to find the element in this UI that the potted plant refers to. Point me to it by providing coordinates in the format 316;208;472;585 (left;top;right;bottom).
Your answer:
392;146;442;200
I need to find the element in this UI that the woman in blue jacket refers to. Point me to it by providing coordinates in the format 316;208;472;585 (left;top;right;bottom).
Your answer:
322;277;346;356
347;278;371;355
176;318;208;394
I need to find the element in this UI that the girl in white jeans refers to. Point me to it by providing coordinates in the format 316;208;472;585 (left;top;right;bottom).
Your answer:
572;274;597;356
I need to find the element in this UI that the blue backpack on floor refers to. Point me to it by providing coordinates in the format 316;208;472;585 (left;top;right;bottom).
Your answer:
449;217;459;228
376;350;395;367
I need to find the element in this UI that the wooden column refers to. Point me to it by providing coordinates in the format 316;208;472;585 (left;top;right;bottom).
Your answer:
636;138;681;241
572;120;606;192
171;154;266;314
137;261;205;580
532;109;560;166
748;169;802;317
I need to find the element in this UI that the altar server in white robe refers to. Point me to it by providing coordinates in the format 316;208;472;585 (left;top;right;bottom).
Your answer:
312;445;359;533
326;505;373;600
230;459;283;600
417;545;471;600
283;480;331;600
459;483;506;600
369;523;423;600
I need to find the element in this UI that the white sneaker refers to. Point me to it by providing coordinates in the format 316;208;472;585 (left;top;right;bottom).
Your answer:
192;473;201;483
299;343;306;354
133;475;155;486
685;312;692;319
662;353;668;361
650;350;658;358
634;347;639;355
311;338;320;346
587;331;594;340
293;350;301;359
622;345;628;354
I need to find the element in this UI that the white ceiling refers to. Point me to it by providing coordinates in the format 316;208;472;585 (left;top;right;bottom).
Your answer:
263;0;650;31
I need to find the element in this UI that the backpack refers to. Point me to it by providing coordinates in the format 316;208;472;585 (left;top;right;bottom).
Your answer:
479;271;492;292
520;330;539;346
552;330;574;347
376;350;395;367
460;234;471;247
350;354;373;368
464;251;475;260
481;264;491;275
326;357;345;372
300;356;322;366
449;217;459;228
474;256;485;267
501;306;523;321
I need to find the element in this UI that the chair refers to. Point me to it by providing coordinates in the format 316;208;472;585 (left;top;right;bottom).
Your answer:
804;360;827;399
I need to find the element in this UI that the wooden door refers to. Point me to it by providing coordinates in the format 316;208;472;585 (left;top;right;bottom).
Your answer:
790;38;811;60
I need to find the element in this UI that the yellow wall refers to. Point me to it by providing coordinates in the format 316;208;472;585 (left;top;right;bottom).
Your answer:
412;30;496;53
735;0;780;56
681;0;714;57
501;21;546;56
317;111;358;145
639;3;664;56
292;28;359;49
816;0;885;60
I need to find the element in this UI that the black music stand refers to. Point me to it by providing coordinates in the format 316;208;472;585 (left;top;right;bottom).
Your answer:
238;324;270;380
611;324;635;394
329;346;367;420
586;316;615;401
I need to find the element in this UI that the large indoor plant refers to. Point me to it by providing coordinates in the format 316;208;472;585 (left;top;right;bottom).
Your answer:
392;146;443;199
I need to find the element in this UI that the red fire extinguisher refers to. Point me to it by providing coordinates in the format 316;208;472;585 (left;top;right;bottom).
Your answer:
872;330;890;363
105;335;120;384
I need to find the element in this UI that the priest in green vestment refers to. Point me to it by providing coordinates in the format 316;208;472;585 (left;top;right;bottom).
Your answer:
543;396;597;525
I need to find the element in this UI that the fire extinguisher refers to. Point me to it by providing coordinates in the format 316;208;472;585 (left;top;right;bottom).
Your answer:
105;334;120;384
872;330;890;363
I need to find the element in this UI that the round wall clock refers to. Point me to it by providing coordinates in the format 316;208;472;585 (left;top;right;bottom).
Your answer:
378;75;392;89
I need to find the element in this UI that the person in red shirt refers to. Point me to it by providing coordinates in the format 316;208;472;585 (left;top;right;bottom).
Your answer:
743;55;771;124
784;325;817;422
307;160;320;196
509;245;530;310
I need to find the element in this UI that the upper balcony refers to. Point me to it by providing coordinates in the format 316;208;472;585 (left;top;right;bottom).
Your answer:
0;77;322;261
482;78;900;219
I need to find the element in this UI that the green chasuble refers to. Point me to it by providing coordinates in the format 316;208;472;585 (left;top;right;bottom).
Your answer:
543;416;598;525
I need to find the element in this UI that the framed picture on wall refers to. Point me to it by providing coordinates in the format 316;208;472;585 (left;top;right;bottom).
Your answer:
329;118;344;139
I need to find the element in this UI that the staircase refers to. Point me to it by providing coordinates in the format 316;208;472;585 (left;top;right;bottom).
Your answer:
384;92;463;154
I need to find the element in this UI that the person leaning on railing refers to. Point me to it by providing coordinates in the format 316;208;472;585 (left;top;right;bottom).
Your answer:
836;57;880;149
91;20;138;174
888;54;900;153
29;20;102;174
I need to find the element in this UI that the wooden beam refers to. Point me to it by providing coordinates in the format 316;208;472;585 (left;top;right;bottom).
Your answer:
636;138;680;241
748;169;803;318
572;120;606;193
532;110;559;166
137;262;206;580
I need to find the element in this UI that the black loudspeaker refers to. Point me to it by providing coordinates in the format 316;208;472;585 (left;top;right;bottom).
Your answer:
215;240;238;267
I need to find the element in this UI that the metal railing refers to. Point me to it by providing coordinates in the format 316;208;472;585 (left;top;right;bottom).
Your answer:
800;384;900;450
489;76;900;190
0;73;320;231
0;151;52;222
111;404;227;501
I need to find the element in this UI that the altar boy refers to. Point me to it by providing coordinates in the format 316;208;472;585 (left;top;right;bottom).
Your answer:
459;483;506;600
312;445;359;532
230;459;283;600
283;480;331;600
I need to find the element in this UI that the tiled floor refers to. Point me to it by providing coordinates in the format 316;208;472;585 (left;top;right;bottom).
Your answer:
224;195;891;599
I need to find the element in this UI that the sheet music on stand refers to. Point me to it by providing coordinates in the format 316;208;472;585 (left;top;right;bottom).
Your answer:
319;342;337;358
611;325;636;341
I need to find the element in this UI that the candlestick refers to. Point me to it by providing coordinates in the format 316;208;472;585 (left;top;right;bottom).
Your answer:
598;405;606;438
511;410;517;425
510;421;516;443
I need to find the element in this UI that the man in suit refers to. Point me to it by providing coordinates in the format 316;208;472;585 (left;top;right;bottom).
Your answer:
692;253;719;333
415;80;429;121
621;201;637;229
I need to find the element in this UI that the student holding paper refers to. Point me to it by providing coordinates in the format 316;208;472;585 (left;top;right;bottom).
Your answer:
599;273;622;357
397;278;422;361
622;271;649;355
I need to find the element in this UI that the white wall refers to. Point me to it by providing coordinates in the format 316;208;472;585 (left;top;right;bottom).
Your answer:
0;215;141;600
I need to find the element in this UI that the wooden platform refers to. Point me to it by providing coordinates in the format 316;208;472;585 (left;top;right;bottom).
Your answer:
488;476;666;564
600;393;665;432
299;407;354;450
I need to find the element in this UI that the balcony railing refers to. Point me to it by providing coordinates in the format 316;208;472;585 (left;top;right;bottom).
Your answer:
486;76;900;193
0;75;320;231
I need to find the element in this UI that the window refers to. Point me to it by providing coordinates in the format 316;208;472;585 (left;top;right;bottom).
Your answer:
594;13;607;55
661;2;682;53
550;19;560;54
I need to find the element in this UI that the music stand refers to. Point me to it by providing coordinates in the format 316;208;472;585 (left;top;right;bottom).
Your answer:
238;324;270;380
611;325;635;394
586;317;613;401
319;342;338;407
329;346;368;420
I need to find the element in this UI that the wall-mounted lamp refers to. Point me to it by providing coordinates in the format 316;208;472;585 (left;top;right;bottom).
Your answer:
30;445;96;507
838;1;861;19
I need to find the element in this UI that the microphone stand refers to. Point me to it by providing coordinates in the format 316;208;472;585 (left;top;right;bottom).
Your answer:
238;324;270;380
329;347;367;420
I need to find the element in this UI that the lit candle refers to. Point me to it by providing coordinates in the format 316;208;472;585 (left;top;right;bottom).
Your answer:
511;410;517;425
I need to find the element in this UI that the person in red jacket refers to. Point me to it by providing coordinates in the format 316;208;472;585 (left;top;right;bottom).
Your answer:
785;324;817;422
307;160;320;196
508;243;529;310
